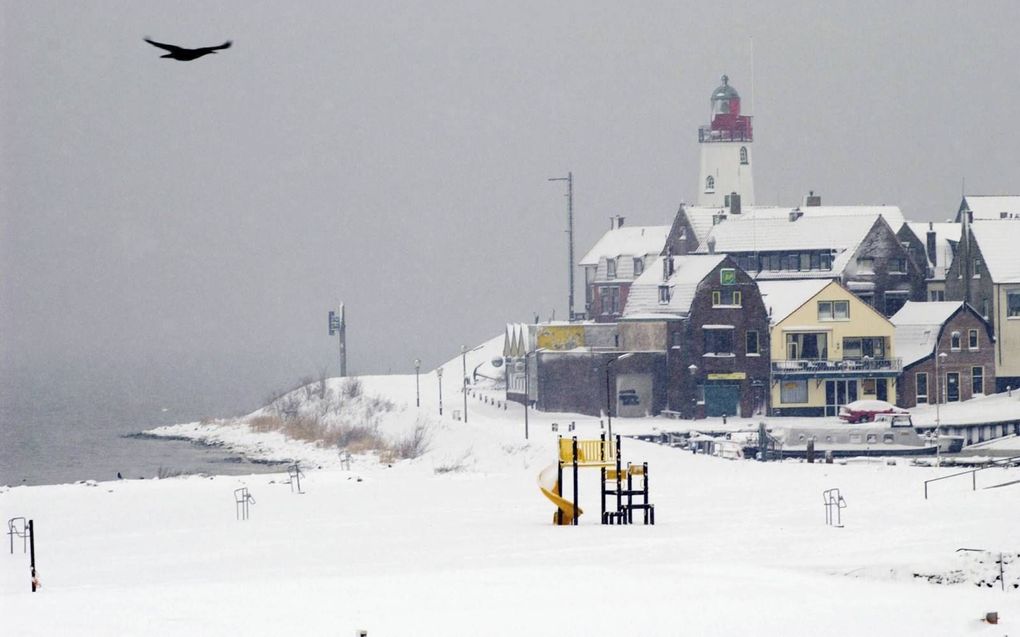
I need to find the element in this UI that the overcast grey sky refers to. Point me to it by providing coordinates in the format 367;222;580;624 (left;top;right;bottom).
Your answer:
3;1;1019;402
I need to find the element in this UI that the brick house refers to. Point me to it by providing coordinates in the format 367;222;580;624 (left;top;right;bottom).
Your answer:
622;253;770;418
891;301;995;408
944;216;1020;390
579;217;669;322
896;221;960;301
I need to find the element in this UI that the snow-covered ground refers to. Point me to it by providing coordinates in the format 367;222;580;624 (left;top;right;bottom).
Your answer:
4;339;1020;635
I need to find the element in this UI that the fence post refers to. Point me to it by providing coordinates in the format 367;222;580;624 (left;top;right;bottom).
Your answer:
29;519;37;592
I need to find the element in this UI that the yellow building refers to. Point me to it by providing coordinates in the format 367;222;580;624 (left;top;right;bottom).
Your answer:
760;280;900;416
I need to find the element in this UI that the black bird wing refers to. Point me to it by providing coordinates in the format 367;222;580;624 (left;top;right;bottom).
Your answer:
144;38;185;54
198;40;232;53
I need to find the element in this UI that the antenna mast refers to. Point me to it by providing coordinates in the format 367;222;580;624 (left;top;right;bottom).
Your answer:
548;172;575;321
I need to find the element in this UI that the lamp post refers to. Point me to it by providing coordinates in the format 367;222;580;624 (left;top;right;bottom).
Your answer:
461;345;468;424
522;355;530;440
414;359;421;408
437;367;443;416
606;352;635;439
688;364;699;420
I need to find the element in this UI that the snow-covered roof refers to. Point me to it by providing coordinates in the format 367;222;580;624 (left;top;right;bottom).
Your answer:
623;254;727;317
578;225;670;266
903;222;960;280
889;301;964;367
757;279;833;323
961;195;1020;220
969;220;1020;283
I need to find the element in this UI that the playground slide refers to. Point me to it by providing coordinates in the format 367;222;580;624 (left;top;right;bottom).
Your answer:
537;463;582;525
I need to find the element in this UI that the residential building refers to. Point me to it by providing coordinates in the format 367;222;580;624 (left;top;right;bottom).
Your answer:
945;217;1020;390
891;301;995;408
896;221;960;301
579;217;669;322
663;199;925;316
762;280;900;416
955;195;1020;221
622;253;770;418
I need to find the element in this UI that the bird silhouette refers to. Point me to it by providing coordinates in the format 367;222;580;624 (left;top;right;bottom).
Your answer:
144;38;232;61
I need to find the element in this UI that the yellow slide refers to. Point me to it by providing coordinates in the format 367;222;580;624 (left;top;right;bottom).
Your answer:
538;463;582;525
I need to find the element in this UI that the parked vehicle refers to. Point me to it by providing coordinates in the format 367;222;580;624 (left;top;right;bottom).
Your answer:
838;399;908;424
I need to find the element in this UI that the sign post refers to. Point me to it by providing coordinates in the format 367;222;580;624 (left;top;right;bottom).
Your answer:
328;305;347;377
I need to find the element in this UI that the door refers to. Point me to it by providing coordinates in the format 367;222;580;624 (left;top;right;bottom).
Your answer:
876;378;888;402
946;372;960;402
705;384;740;418
825;380;859;416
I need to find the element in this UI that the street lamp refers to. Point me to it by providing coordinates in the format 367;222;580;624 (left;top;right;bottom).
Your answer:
606;352;635;440
437;367;443;416
461;345;468;424
414;359;421;407
521;355;530;440
688;364;699;420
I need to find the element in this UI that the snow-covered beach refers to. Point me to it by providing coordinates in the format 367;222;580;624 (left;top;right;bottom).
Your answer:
4;345;1020;635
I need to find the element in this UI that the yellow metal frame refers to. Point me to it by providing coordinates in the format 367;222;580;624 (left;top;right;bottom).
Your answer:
558;438;617;466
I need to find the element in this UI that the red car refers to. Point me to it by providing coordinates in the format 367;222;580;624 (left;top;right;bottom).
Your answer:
837;400;908;424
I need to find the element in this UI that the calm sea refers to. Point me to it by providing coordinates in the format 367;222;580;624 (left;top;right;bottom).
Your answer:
0;360;289;486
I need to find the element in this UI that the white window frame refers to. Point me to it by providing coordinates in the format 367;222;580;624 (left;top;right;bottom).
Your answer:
972;366;984;395
705;176;715;193
606;258;617;280
968;329;979;350
915;372;928;404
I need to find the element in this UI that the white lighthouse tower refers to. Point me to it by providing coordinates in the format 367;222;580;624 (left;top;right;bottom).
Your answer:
697;75;755;208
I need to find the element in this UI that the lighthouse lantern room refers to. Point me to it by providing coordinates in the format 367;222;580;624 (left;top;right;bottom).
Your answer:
697;75;755;208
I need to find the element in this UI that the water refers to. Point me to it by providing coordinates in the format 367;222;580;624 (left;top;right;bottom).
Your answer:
0;360;290;486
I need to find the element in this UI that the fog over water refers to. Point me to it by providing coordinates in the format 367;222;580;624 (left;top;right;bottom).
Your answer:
3;2;1019;483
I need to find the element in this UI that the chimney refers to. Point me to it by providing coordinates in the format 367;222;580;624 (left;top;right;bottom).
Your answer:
663;246;675;280
707;236;717;254
926;222;937;267
788;207;803;222
727;192;741;215
804;190;821;207
612;215;625;229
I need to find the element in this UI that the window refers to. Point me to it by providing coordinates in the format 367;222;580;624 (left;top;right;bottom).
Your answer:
658;285;670;305
605;286;620;314
972;367;984;395
857;257;875;273
890;258;907;273
633;257;644;277
712;290;741;307
857;293;874;307
705;176;715;193
786;333;828;360
861;378;876;395
946;372;960;402
746;330;759;355
866;433;878;443
929;290;945;301
982;299;990;319
883;433;895;444
695;384;705;404
973;259;982;278
916;372;928;404
1009;292;1020;318
712;291;720;306
800;253;811;271
950;331;961;351
820;252;832;270
818;300;849;321
704;329;734;355
671;330;683;348
885;292;908;317
769;254;781;271
780;380;808;404
606;258;617;279
842;337;886;360
968;329;979;350
739;146;748;165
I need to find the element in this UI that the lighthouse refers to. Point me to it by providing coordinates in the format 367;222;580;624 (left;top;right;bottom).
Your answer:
697;75;755;208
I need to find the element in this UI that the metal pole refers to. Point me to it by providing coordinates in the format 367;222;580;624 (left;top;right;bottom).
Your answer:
338;304;347;377
524;354;530;440
437;369;443;416
549;173;575;321
461;346;468;424
414;359;421;407
29;519;36;592
606;359;613;441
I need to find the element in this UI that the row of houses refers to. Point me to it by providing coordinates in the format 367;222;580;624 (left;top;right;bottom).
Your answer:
506;195;1020;419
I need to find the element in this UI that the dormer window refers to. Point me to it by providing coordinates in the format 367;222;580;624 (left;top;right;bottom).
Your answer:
705;176;715;193
739;146;748;165
633;257;644;276
658;285;671;304
606;258;617;279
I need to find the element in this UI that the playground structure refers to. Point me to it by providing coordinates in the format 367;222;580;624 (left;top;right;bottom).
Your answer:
537;434;654;526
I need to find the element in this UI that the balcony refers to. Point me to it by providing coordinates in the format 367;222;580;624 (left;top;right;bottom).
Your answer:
771;358;903;379
698;126;753;143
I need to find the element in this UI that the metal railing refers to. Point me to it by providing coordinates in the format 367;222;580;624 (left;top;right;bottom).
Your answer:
771;357;903;376
698;126;753;143
923;454;1020;499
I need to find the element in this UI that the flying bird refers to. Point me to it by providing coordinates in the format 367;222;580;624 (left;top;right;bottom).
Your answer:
144;38;232;61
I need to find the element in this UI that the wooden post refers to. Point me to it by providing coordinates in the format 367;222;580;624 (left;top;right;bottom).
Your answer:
29;519;36;592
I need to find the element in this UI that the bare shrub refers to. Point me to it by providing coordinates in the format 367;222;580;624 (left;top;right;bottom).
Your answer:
341;377;363;400
282;415;328;444
156;466;191;479
434;449;473;474
392;418;432;460
332;424;387;452
248;414;283;433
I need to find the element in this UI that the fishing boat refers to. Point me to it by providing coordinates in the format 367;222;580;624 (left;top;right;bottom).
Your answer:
761;413;939;458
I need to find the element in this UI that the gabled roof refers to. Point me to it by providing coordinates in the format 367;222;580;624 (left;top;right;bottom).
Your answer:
623;254;727;317
960;195;1020;221
680;204;904;249
903;222;960;280
890;301;967;367
756;279;833;324
579;226;670;266
969;221;1020;283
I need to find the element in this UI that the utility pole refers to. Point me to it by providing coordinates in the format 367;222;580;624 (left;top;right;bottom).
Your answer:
328;304;347;377
548;172;574;321
461;345;468;424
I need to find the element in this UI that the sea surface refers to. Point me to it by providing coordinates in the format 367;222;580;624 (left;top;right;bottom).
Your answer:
0;361;290;486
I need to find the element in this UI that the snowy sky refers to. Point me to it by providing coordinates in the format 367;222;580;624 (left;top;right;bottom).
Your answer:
3;1;1019;396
